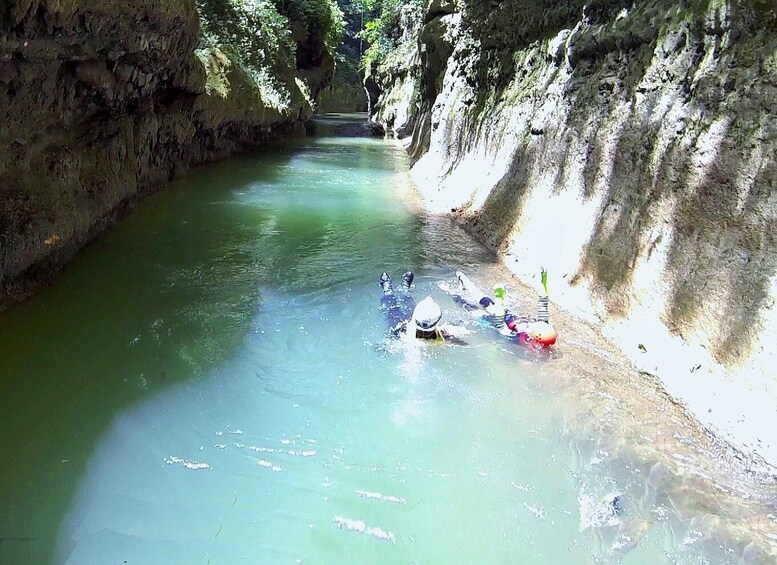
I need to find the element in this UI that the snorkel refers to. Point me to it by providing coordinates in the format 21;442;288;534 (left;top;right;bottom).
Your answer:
493;283;506;315
534;268;556;344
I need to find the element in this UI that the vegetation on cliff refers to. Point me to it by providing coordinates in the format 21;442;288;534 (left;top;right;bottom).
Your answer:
316;0;417;114
0;0;342;305
196;0;343;111
318;0;368;112
351;0;423;73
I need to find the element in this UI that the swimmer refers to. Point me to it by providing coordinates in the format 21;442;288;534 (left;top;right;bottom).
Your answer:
445;268;557;347
379;271;416;335
379;272;468;343
407;296;468;343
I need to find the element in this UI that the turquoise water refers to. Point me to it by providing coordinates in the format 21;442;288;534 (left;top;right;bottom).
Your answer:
0;115;772;564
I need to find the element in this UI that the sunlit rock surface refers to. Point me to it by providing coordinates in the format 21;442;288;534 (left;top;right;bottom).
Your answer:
366;0;777;467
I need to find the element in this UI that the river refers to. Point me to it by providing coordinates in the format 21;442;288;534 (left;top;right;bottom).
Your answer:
0;114;774;564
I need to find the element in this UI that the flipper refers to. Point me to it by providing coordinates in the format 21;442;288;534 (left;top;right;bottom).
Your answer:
454;271;490;307
379;272;392;293
438;275;486;315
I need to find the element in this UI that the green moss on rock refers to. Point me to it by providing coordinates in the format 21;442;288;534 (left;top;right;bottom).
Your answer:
0;0;341;305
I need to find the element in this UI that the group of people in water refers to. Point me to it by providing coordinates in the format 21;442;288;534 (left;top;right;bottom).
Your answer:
379;268;557;349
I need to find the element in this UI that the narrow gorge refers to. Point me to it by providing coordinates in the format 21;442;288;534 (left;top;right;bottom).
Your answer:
1;1;776;563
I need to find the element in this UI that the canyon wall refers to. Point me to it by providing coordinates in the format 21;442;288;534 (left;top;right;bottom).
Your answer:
368;0;776;451
0;0;334;306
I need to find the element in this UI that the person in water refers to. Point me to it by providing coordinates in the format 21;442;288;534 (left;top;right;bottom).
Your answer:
408;296;469;342
448;269;557;347
380;271;416;335
379;272;467;343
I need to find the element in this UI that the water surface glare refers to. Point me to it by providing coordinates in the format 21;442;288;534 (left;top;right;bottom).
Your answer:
0;115;774;564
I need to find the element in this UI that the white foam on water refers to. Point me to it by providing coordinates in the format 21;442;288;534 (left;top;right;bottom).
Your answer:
356;490;407;504
510;481;530;493
164;456;211;470
249;446;277;453
333;516;396;542
258;459;283;472
578;488;621;531
288;450;317;457
524;503;547;520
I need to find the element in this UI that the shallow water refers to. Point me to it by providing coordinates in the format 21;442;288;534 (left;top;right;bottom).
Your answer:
0;114;775;564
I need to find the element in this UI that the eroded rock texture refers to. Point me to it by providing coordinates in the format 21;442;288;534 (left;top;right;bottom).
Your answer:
0;0;331;305
369;0;776;372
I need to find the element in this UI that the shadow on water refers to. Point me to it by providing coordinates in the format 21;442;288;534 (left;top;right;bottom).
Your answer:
0;163;280;563
0;122;414;563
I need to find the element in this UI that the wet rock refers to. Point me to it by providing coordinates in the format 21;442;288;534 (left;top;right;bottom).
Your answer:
330;121;385;138
367;121;386;137
426;0;456;24
610;494;624;516
547;29;572;64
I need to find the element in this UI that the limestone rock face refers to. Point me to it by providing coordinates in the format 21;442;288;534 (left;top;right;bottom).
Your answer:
367;0;777;375
0;0;333;305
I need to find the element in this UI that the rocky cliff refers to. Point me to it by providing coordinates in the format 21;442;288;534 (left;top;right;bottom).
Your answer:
0;0;335;306
368;0;776;457
318;0;368;113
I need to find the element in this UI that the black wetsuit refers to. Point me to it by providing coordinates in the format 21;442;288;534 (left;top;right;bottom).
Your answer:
380;279;415;336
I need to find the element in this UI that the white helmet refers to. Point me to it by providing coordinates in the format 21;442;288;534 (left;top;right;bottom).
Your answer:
413;297;442;331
